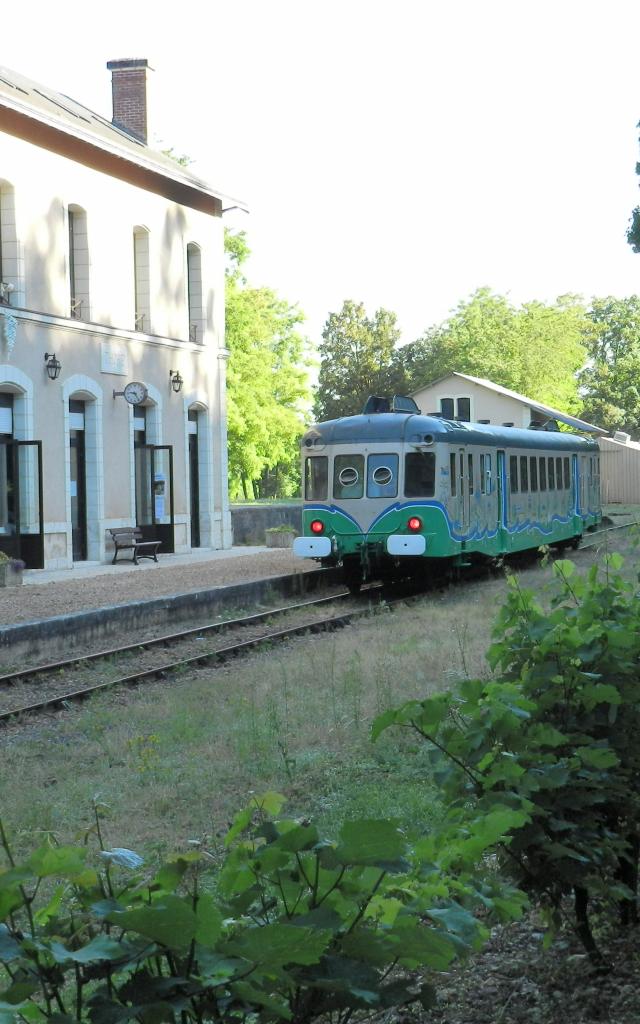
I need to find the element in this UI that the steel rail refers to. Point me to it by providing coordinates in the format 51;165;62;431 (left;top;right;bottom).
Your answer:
0;589;361;688
0;598;390;723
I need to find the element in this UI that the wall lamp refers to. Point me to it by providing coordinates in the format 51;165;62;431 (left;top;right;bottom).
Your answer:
169;369;183;393
44;352;62;381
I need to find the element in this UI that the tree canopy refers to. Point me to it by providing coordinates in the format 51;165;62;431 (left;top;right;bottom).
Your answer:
314;300;402;420
225;230;311;499
579;295;640;435
397;289;588;412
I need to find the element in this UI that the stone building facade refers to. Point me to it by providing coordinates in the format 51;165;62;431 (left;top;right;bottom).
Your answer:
0;60;243;568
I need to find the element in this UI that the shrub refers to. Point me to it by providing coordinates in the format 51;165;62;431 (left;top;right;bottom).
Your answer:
0;794;525;1024
374;555;640;964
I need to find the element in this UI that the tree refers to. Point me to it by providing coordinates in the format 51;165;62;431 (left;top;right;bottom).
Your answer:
397;288;588;413
314;301;401;421
579;295;640;435
225;230;311;499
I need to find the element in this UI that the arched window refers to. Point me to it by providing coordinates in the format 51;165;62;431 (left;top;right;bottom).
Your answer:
0;181;23;307
186;242;204;343
133;226;150;332
68;205;90;320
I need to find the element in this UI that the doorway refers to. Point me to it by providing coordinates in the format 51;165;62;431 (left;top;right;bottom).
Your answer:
69;399;87;561
188;409;200;547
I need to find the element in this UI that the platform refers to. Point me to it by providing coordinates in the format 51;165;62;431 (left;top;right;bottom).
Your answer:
23;545;271;585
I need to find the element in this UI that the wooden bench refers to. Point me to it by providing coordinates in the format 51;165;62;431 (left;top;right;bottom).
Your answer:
108;527;161;566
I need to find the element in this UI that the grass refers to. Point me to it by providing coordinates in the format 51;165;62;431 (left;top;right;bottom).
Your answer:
1;525;637;862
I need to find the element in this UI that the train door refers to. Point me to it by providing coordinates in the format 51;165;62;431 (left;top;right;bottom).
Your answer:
457;448;471;533
579;455;587;517
497;450;507;542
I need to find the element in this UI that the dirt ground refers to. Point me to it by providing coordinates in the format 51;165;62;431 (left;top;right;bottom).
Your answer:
0;549;309;626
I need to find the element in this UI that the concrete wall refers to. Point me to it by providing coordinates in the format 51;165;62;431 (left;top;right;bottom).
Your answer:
231;503;302;545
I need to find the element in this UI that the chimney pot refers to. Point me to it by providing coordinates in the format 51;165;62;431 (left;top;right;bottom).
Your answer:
107;58;152;143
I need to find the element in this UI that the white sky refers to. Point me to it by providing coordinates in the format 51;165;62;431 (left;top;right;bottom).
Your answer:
6;0;640;345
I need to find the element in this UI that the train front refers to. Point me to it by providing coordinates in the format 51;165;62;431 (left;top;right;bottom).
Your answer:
293;399;446;591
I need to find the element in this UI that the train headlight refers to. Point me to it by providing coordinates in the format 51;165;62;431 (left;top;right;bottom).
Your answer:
407;516;422;532
310;520;325;534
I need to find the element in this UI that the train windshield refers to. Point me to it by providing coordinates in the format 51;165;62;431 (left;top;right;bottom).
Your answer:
333;455;364;499
404;452;436;497
367;454;398;498
304;457;328;500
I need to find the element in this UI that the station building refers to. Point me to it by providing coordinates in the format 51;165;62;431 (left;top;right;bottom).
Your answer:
0;59;242;569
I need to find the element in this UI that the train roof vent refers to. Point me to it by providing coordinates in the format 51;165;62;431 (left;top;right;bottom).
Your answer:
502;422;514;427
362;394;421;415
478;418;491;424
613;430;631;444
427;411;443;418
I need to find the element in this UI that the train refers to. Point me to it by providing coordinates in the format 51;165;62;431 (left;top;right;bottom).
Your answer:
293;395;601;591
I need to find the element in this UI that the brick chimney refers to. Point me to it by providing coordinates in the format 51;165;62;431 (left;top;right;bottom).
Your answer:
107;58;152;143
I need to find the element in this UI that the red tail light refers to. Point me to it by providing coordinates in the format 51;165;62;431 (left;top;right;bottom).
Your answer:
310;520;324;534
407;516;422;531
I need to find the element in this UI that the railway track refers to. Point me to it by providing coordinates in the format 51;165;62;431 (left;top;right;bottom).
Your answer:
0;587;388;723
0;521;634;725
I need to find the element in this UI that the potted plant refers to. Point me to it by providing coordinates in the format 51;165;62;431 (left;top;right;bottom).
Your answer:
265;525;297;549
0;551;25;587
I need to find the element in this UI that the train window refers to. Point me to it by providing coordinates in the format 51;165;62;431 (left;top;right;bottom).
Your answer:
457;398;471;422
563;457;570;490
441;398;454;419
304;457;328;500
468;454;474;494
520;455;528;492
539;458;547;491
333;455;364;499
484;453;492;493
405;452;436;497
480;454;487;493
548;457;555;490
450;453;457;496
556;457;563;488
510;456;518;493
530;456;538;492
367;453;398;498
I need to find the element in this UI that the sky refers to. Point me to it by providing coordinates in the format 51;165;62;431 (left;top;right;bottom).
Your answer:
6;0;640;347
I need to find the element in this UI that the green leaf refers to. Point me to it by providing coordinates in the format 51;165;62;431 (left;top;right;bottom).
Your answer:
390;919;457;970
28;845;88;879
194;894;223;946
225;923;330;967
0;927;21;963
425;904;481;944
49;936;130;964
371;707;400;742
335;820;406;869
231;981;292;1020
108;895;198;949
577;746;618;769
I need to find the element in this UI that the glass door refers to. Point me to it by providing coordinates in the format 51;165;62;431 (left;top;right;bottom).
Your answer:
136;444;175;553
69;400;87;561
188;411;200;548
0;441;44;568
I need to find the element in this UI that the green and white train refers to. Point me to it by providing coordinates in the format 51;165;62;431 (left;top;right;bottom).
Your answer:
293;396;601;590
